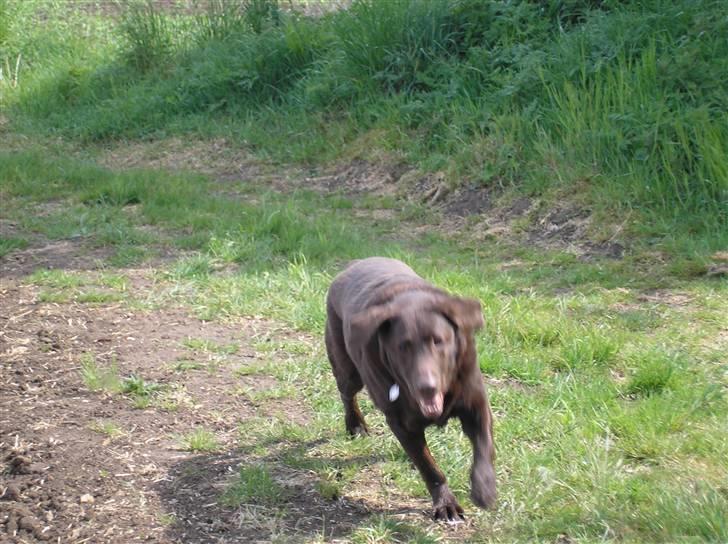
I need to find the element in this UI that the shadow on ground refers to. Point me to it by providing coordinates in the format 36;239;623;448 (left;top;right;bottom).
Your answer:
155;439;428;543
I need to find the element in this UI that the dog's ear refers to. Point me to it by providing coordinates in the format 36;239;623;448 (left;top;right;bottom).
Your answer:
436;296;484;332
349;303;398;346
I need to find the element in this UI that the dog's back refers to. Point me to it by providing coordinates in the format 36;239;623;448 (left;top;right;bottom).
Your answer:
327;257;424;321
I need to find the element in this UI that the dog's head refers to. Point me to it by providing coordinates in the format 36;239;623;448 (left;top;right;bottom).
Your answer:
351;291;483;419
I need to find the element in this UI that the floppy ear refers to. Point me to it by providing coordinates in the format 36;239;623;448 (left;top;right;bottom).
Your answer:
349;303;398;347
436;296;484;332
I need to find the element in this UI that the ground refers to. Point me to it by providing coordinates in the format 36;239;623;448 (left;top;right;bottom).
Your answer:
1;137;726;544
0;247;434;543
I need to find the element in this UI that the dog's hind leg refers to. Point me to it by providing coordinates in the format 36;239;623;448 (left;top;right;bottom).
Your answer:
325;310;368;436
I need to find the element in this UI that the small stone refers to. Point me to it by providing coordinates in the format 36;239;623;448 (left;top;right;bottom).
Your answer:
80;494;95;504
19;515;40;532
1;483;21;501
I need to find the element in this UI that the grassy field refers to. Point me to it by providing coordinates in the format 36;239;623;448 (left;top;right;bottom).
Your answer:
1;140;726;542
1;1;727;543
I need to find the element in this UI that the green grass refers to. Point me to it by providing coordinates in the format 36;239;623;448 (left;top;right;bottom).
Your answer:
80;353;122;393
182;337;238;355
350;516;441;544
2;0;727;248
10;147;724;540
28;269;128;304
89;420;125;439
180;427;219;453
0;235;28;257
2;16;727;540
222;464;287;506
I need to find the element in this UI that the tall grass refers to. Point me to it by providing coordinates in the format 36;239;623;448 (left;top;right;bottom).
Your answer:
4;0;728;236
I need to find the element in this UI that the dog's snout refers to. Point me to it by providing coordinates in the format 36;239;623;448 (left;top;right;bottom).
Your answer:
419;383;437;398
417;370;438;397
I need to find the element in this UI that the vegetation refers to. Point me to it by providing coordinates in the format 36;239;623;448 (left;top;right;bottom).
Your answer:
1;1;726;542
3;137;725;541
1;0;726;245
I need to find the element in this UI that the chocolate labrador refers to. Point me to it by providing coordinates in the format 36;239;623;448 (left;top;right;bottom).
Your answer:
325;257;496;520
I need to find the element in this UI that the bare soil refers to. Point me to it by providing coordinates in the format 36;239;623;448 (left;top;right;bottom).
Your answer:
0;239;460;543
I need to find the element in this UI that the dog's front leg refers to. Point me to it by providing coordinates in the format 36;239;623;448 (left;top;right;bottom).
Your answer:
386;416;464;521
458;396;497;510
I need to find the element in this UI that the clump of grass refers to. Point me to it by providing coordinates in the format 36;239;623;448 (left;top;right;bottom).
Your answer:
171;359;204;372
118;0;174;72
625;350;679;397
315;474;341;501
121;374;163;408
222;464;286;505
89;420;124;439
180;427;219;452
29;269;86;288
80;353;122;393
350;516;441;544
182;337;238;355
0;236;28;257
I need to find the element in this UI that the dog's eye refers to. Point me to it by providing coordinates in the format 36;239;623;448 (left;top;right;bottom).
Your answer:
432;336;443;346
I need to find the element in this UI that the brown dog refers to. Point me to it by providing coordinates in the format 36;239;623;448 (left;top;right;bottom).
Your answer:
325;257;496;520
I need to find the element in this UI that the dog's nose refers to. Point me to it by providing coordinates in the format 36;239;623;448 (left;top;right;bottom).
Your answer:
419;384;437;398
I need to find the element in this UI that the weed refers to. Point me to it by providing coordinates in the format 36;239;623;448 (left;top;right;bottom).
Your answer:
180;427;219;452
315;476;341;501
0;235;28;257
118;1;174;72
172;359;204;372
120;374;163;409
182;337;238;355
222;464;286;506
89;420;124;439
80;354;122;393
625;350;679;397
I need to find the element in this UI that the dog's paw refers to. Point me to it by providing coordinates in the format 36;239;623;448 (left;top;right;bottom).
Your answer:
432;486;464;522
470;463;497;509
346;424;369;438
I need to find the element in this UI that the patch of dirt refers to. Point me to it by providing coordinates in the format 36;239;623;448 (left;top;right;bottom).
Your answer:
303;159;411;196
0;278;285;542
0;240;117;278
636;289;695;306
156;450;376;543
527;205;625;259
442;185;494;218
99;138;266;184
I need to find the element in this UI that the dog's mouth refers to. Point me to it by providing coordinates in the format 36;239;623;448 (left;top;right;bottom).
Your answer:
417;392;444;419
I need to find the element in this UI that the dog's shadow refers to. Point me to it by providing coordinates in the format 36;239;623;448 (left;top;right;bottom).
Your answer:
154;436;429;543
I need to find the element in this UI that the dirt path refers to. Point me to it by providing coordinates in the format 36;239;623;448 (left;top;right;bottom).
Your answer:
0;244;384;543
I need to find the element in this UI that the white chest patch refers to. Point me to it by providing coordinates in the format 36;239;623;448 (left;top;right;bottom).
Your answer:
389;383;400;402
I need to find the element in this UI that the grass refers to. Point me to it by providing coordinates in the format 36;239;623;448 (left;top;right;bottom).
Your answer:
26;145;723;539
1;3;727;539
0;235;28;257
80;353;122;393
180;427;219;453
222;464;287;506
2;0;727;250
182;337;238;355
89;420;125;439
